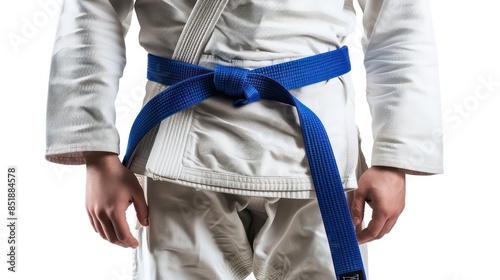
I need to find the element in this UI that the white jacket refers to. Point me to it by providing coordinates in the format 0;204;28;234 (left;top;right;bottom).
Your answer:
46;0;443;198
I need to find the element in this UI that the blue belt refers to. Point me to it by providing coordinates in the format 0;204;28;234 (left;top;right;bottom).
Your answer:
123;46;366;279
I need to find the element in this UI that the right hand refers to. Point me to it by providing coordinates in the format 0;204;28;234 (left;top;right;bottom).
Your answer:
83;152;149;248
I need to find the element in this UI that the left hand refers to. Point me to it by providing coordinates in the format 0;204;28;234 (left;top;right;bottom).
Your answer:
350;166;406;244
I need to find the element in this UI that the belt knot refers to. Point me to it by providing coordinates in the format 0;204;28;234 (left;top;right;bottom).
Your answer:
213;64;260;107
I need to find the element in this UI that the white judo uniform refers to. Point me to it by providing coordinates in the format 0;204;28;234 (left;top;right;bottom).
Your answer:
45;0;443;279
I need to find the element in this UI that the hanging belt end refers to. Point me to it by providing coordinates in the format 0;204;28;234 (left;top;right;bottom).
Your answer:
338;270;366;280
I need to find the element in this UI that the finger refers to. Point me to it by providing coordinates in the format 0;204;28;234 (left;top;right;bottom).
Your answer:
91;213;110;241
350;189;366;228
380;216;399;236
109;208;139;248
95;210;129;247
86;211;98;233
370;216;398;242
357;211;388;244
132;189;149;227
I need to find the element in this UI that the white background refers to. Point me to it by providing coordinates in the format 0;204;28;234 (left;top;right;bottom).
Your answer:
1;1;499;279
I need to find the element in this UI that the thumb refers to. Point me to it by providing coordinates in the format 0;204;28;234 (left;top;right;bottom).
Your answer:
350;188;366;228
132;189;149;227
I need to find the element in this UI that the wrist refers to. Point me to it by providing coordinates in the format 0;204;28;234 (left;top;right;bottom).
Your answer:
372;166;405;176
82;151;120;166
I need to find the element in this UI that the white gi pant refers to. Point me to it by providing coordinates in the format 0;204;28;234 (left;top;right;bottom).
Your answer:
133;177;368;280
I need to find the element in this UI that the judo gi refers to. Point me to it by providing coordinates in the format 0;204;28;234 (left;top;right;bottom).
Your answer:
46;0;443;278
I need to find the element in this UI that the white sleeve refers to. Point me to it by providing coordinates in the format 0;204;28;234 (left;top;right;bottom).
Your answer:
45;0;134;165
358;0;444;174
